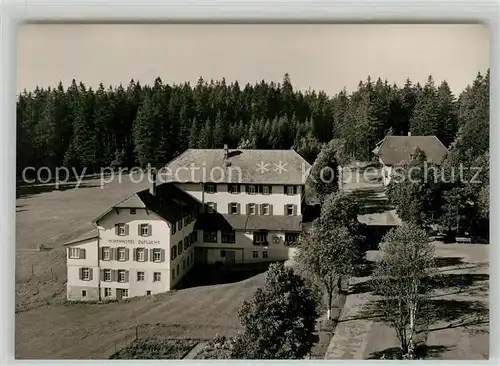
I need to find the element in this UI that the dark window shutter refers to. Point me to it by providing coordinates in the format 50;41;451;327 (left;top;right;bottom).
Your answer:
150;249;154;262
148;224;152;236
269;186;273;194
80;249;86;259
213;203;217;212
78;268;83;280
259;204;264;215
125;271;129;283
284;204;288;215
98;248;102;261
125;248;130;261
293;186;297;194
228;203;231;213
100;269;104;280
133;248;137;261
269;204;273;215
115;224;119;235
112;248;117;260
112;270;118;282
89;268;93;281
237;203;241;214
283;185;287;195
144;249;149;262
161;249;165;262
125;224;129;235
293;205;297;215
246;203;250;214
138;225;141;236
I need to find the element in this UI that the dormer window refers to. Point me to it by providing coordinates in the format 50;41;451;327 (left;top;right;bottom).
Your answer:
130;208;136;215
247;185;256;194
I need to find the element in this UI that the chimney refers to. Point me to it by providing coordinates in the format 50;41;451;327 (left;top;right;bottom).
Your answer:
408;131;412;136
223;144;229;160
150;171;157;196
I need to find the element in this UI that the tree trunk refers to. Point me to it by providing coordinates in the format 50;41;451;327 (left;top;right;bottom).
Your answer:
408;305;416;359
327;290;333;320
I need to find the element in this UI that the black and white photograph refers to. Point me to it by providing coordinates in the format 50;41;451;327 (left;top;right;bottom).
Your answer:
15;23;490;360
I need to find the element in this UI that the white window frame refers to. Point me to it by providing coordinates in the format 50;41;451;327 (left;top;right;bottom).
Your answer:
140;224;149;237
118;248;126;261
262;185;270;195
286;185;295;195
137;271;145;281
230;202;238;214
154;272;161;282
82;268;90;281
263;251;268;259
247;184;256;194
102;247;110;261
153;249;161;262
262;204;270;215
69;248;80;259
230;184;239;194
118;224;126;236
122;289;129;298
118;270;126;283
104;269;111;282
137;248;145;262
286;204;294;216
104;288;112;297
248;203;256;215
254;232;267;244
205;183;216;193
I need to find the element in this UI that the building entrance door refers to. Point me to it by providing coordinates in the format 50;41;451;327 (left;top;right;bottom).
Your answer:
116;288;123;301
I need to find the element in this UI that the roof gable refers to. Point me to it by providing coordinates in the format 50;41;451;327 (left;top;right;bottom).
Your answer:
373;136;448;166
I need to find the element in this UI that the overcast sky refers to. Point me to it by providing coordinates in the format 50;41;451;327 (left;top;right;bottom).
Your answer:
17;24;489;96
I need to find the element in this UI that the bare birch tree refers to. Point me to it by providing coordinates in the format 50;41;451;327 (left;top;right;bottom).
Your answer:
371;222;437;359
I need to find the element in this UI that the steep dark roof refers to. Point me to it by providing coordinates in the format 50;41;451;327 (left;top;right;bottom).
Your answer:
195;213;303;232
161;148;311;184
93;183;200;224
373;136;449;166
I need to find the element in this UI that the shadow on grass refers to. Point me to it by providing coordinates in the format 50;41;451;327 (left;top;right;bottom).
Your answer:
368;345;452;359
176;262;272;289
424;273;489;291
17;182;101;199
424;299;489;326
433;257;464;268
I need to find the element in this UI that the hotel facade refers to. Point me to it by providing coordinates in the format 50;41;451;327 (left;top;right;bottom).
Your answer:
65;146;311;301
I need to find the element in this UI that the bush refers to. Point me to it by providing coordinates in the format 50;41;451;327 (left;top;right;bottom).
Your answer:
109;339;197;359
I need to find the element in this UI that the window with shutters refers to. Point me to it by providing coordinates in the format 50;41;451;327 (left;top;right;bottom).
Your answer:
253;232;267;246
102;247;110;260
204;183;216;193
286;204;294;216
286;185;296;195
118;248;126;261
172;223;176;235
262;185;271;195
82;268;90;281
118;270;126;283
263;251;268;259
69;248;80;259
230;202;238;214
140;224;149;237
123;289;129;297
221;230;236;244
248;203;256;215
247;184;256;194
203;230;218;243
137;248;145;261
262;203;270;215
184;237;189;250
177;241;183;255
154;272;161;282
229;184;240;194
130;209;136;215
104;288;112;297
103;269;111;281
137;271;145;281
253;251;258;259
117;223;127;236
153;249;161;262
206;202;216;214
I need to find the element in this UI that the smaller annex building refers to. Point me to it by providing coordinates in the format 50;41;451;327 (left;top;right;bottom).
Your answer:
372;134;449;185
